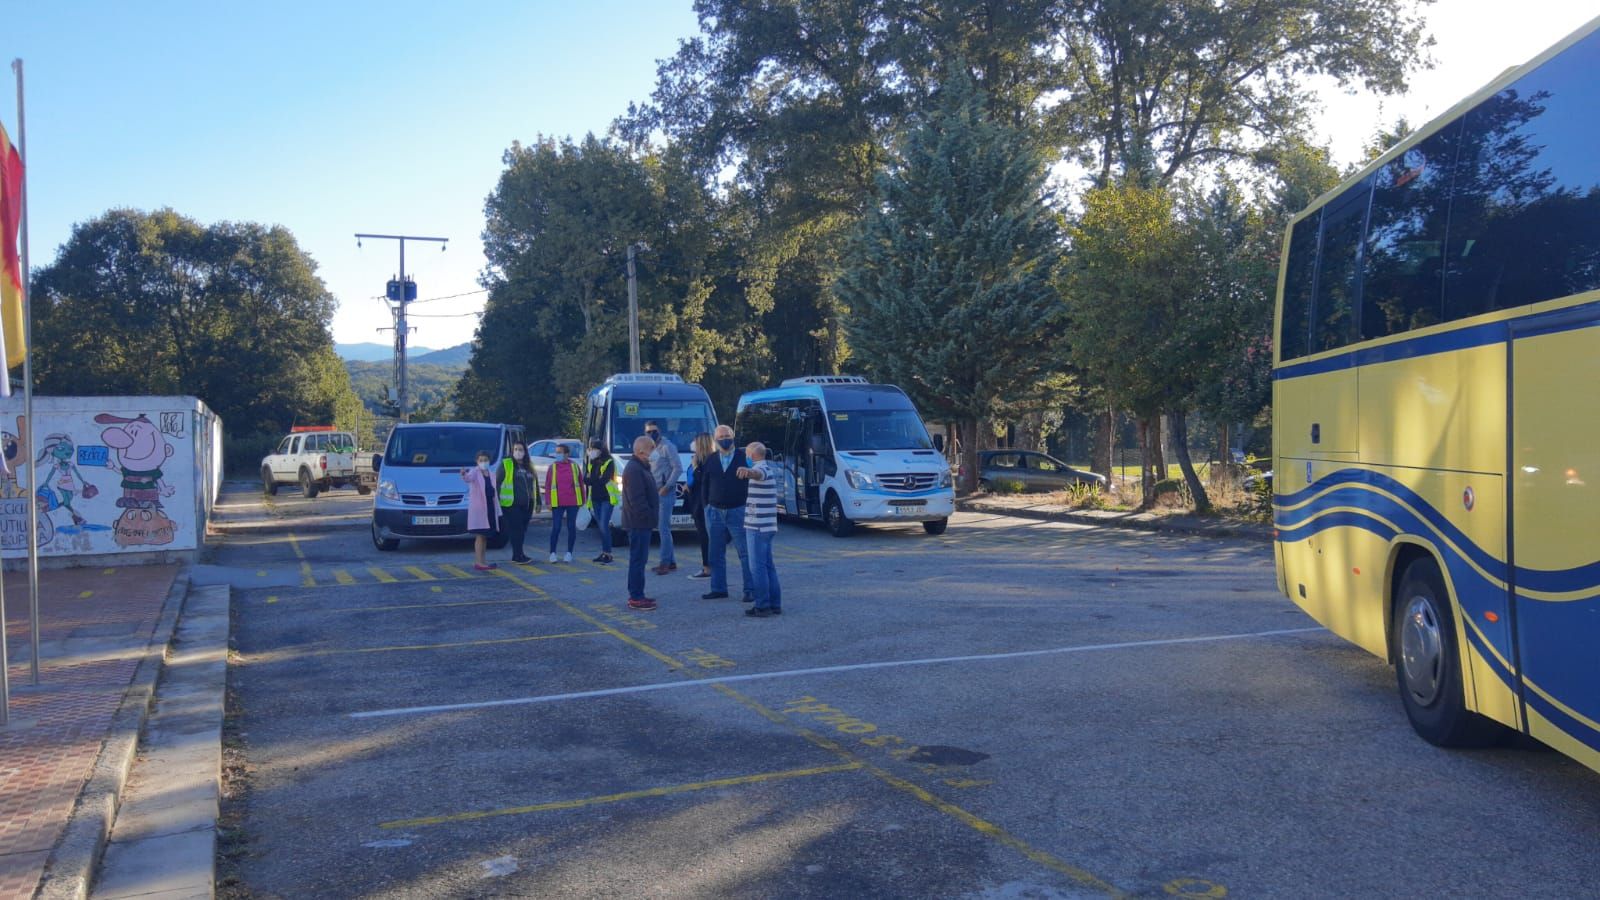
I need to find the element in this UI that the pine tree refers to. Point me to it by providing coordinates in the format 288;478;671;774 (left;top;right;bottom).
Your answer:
838;71;1069;492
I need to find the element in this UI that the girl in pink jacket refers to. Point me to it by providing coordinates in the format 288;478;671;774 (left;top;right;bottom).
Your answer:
460;450;501;571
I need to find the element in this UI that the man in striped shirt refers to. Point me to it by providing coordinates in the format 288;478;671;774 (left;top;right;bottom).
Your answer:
737;441;781;618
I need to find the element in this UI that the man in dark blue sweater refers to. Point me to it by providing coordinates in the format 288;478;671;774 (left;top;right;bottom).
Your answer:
701;424;754;602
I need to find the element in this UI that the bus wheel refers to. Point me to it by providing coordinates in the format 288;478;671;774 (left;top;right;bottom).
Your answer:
1393;557;1505;747
825;494;855;538
922;518;948;535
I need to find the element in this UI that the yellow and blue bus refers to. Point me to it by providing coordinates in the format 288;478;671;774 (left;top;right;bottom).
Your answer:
1272;14;1600;773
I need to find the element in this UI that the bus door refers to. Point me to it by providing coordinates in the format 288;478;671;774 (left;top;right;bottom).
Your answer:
1508;310;1600;758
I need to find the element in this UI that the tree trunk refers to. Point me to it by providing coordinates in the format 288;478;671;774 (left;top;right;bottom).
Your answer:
1170;409;1212;513
1138;417;1155;509
961;416;984;495
1151;415;1166;479
1215;422;1234;483
1092;408;1112;481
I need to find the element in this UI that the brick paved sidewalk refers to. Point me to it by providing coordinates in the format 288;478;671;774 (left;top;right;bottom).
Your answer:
0;565;179;900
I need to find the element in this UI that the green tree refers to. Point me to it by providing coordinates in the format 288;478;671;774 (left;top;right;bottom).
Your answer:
31;208;360;468
838;73;1069;492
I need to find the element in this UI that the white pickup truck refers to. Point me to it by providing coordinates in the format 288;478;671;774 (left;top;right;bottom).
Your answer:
261;429;374;498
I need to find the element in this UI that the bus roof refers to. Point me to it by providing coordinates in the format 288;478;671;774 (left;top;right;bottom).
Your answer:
738;382;915;410
1290;13;1600;228
590;378;712;402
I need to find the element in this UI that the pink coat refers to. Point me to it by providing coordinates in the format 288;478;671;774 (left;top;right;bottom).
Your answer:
461;467;501;532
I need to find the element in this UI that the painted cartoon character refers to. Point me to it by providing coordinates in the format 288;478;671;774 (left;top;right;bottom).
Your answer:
97;413;176;509
35;433;97;527
2;414;28;498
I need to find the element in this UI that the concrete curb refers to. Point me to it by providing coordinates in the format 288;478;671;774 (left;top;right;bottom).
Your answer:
33;570;192;900
957;499;1272;542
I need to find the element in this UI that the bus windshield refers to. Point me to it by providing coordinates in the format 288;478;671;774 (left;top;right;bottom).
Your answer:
609;400;716;454
384;425;500;468
827;408;933;452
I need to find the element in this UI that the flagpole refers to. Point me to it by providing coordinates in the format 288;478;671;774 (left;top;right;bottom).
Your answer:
11;59;36;686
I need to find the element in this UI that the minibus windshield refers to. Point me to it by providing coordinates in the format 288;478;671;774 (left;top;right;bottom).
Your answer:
827;408;934;451
609;400;717;454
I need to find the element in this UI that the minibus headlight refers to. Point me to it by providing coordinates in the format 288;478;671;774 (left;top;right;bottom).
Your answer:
938;470;952;488
377;480;399;501
846;469;875;490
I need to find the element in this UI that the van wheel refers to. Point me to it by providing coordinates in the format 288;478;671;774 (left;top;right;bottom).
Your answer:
261;467;278;496
299;469;320;499
824;494;854;538
356;484;373;496
1393;557;1506;747
371;519;399;552
922;518;948;535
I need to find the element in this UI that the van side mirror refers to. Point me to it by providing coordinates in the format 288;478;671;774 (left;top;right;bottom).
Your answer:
933;434;945;453
372;454;382;472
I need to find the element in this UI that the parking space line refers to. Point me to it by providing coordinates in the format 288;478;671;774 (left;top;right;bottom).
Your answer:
348;627;1324;719
404;566;436;581
379;762;862;829
440;564;473;579
332;568;357;585
320;597;542;615
325;630;605;656
490;568;686;671
368;567;398;583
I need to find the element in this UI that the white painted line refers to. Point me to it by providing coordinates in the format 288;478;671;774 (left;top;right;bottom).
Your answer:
348;626;1325;720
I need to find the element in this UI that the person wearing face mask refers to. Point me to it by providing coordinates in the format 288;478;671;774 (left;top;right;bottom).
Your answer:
686;433;715;579
644;420;683;575
497;441;538;564
544;443;588;564
460;450;501;571
700;424;753;602
583;439;619;563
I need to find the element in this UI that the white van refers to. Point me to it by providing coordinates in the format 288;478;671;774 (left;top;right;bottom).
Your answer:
735;376;954;536
370;421;525;551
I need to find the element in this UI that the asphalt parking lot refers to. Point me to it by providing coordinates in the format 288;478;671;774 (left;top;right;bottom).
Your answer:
206;484;1600;898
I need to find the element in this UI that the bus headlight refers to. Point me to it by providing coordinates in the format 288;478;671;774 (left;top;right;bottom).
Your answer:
846;469;875;490
378;480;399;501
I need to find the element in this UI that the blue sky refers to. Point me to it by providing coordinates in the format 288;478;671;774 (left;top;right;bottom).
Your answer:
9;2;1598;350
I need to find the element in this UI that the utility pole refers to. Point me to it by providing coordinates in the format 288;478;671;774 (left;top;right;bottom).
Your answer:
627;241;648;373
355;233;447;421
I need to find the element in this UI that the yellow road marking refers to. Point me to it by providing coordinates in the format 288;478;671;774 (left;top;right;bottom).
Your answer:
580;577;594;585
330;598;541;614
266;595;279;605
79;590;93;599
381;762;861;829
491;569;683;671
102;568;116;575
256;570;267;577
514;562;549;575
404;566;436;581
440;564;473;579
332;568;357;586
287;532;307;560
300;563;315;587
368;567;398;583
430;586;442;593
329;630;604;657
712;684;1127;898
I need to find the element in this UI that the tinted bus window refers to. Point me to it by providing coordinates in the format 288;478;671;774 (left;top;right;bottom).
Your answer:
607;399;715;454
1446;28;1600;319
1312;182;1370;352
1278;213;1319;360
1362;124;1458;339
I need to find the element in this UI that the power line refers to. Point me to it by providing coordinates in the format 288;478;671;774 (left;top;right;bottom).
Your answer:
407;311;483;318
411;288;488;305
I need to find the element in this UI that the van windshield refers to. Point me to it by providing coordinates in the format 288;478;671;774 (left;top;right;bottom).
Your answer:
827;408;934;452
384;426;500;468
609;400;716;454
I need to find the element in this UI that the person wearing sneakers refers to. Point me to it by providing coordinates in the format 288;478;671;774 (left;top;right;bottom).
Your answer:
459;450;501;572
701;424;753;603
545;443;587;564
738;441;781;617
622;435;660;611
646;420;682;576
497;441;538;564
584;439;619;564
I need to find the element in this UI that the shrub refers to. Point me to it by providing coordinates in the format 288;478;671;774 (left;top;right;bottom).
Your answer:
225;430;281;477
989;478;1027;495
1066;480;1109;510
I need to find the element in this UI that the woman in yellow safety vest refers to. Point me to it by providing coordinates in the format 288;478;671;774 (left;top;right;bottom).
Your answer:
497;441;538;564
544;443;588;563
584;438;620;564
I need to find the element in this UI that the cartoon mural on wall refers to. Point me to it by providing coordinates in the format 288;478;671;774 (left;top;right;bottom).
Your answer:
97;413;178;547
0;401;202;558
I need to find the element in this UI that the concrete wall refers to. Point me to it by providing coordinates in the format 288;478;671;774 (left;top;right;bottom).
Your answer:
0;396;221;563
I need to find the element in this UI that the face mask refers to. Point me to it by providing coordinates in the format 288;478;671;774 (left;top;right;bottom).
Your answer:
556;453;568;463
478;461;491;471
717;438;734;451
588;449;600;460
512;450;525;460
647;430;661;442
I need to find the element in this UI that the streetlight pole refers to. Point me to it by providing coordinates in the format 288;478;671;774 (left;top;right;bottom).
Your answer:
627;241;648;373
355;232;447;421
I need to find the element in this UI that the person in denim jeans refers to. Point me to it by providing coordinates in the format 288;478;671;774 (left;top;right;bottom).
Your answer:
621;436;659;611
646;420;682;574
583;439;618;564
701;424;753;602
738;441;781;617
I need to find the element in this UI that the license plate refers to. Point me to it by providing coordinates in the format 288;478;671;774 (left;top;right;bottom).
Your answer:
893;506;923;516
411;515;450;526
671;515;693;527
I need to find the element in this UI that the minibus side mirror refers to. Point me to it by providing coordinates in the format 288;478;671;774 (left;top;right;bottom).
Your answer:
933;434;945;453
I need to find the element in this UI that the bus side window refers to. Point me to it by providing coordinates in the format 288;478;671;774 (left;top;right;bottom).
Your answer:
1280;213;1319;360
1312;180;1371;353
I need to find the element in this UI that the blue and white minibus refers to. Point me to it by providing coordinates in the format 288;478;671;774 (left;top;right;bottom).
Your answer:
583;373;718;531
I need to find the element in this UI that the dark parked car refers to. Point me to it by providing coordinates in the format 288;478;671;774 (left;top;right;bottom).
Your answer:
979;451;1107;493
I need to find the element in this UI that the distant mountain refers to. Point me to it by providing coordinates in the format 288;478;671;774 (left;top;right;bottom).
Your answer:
412;342;471;369
335;341;436;363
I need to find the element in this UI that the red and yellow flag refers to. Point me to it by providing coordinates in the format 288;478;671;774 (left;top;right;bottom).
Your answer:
0;121;23;376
